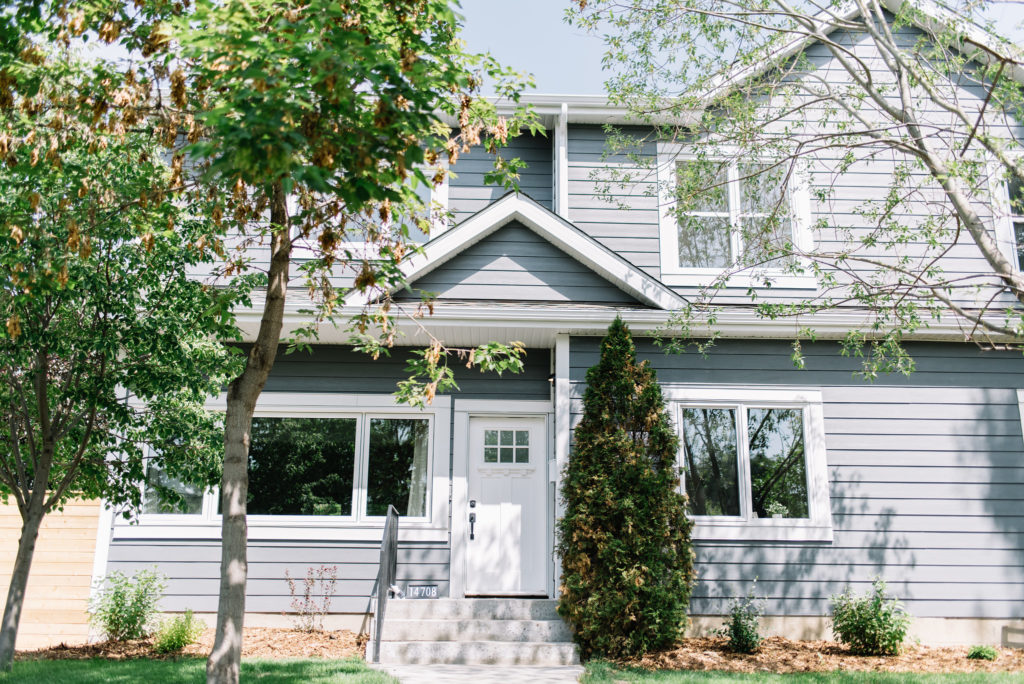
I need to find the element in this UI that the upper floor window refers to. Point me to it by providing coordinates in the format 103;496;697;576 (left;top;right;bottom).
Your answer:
665;386;833;542
657;146;813;288
1009;176;1024;270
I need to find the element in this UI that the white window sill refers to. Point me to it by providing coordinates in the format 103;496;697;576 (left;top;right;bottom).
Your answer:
661;271;818;290
113;518;449;543
693;520;833;542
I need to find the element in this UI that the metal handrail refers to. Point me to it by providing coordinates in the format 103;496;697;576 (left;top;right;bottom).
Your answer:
371;504;400;663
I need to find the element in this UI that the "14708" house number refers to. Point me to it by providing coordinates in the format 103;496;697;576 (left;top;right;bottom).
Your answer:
406;584;438;599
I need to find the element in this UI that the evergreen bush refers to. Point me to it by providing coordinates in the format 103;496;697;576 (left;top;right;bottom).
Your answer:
557;317;695;659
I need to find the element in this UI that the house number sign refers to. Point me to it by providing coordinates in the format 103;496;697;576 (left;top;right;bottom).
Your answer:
406;584;438;599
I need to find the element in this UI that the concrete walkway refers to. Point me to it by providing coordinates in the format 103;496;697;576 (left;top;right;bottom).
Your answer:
371;664;584;683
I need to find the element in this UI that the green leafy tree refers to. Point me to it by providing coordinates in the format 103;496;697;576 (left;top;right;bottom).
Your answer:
557;317;695;659
7;3;535;680
4;3;536;681
571;0;1024;372
0;59;246;668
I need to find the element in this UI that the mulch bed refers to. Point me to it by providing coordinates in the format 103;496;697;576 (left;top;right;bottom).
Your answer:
16;627;366;661
18;632;1024;673
624;636;1024;673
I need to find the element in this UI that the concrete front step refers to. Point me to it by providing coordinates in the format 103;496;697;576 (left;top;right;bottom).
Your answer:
385;598;560;621
375;640;580;666
381;618;572;642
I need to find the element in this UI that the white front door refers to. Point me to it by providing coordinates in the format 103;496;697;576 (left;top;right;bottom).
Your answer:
465;417;548;596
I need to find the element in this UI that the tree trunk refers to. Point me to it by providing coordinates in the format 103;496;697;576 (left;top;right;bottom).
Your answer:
0;506;44;670
207;182;291;684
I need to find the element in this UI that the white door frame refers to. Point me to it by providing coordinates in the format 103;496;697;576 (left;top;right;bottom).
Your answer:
450;399;554;599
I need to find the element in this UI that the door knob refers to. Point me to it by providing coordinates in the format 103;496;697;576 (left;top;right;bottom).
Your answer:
469;512;476;540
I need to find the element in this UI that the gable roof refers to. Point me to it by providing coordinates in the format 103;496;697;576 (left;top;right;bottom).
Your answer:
344;193;686;311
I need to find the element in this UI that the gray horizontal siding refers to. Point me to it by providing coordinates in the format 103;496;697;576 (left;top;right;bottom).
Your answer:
567;125;661;279
107;540;448;613
569;336;1024;618
262;344;551;401
400;221;640;304
449;132;552;223
108;344;553;614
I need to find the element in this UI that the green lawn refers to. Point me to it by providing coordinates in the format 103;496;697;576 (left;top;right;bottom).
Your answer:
583;661;1023;683
0;657;396;684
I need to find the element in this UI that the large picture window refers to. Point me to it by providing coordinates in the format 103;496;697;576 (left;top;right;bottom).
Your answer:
366;418;430;517
248;417;357;516
141;411;434;523
670;388;832;542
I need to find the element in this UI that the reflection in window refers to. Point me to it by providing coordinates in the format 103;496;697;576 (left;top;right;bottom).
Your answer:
680;408;741;516
1009;176;1024;270
676;162;731;268
747;408;809;519
673;161;792;269
142;464;204;515
366;418;430;517
247;417;357;516
738;164;793;268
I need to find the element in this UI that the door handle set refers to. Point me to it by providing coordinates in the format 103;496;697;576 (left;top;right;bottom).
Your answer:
468;499;476;540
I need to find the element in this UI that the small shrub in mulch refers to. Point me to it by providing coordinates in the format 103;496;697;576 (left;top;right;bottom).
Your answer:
621;636;1024;674
15;627;367;662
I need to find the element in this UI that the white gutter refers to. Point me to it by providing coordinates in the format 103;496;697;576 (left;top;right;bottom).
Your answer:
232;300;995;344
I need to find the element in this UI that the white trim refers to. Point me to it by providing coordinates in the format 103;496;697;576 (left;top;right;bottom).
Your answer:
553;334;570;597
655;144;817;290
990;162;1021;271
1016;389;1024;446
236;299;1016;344
453;399;553;415
450;399;554;598
668;385;833;543
344;193;685;311
89;502;115;593
117;393;452;541
450;409;470;599
555;103;570;220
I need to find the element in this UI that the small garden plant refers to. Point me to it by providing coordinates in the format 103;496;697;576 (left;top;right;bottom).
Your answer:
830;578;911;655
717;585;763;654
89;568;166;641
285;565;339;632
967;644;999;661
153;609;205;653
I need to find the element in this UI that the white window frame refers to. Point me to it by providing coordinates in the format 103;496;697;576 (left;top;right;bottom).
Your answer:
665;386;832;542
656;142;815;289
989;160;1023;272
119;393;451;542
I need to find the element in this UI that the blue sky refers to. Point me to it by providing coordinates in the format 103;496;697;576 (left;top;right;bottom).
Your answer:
458;0;608;95
457;0;1024;97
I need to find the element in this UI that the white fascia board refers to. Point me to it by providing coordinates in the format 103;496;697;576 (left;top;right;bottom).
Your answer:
881;0;1024;85
236;298;1011;344
344;194;686;311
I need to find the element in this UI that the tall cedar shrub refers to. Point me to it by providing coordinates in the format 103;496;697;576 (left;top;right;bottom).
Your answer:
557;317;695;659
